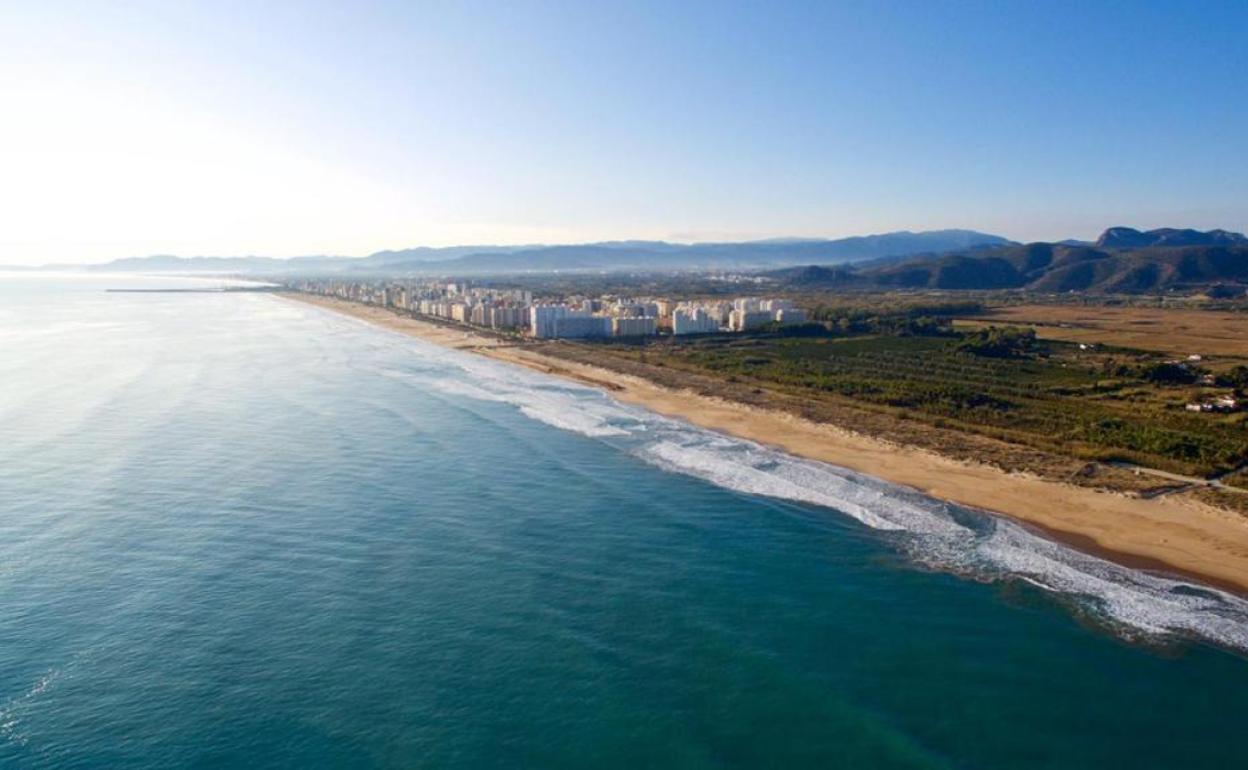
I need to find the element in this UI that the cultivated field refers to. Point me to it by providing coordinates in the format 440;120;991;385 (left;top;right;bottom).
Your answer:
955;304;1248;357
572;323;1248;479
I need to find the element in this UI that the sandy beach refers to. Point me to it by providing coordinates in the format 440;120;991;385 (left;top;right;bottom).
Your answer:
288;293;1248;594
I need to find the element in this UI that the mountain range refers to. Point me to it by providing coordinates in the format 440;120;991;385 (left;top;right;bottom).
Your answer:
767;227;1248;293
78;230;1012;275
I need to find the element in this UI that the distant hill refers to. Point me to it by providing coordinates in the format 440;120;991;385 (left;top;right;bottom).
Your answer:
82;230;1013;275
400;230;1012;273
763;264;860;287
767;228;1248;293
1096;227;1247;249
95;254;328;273
90;245;534;274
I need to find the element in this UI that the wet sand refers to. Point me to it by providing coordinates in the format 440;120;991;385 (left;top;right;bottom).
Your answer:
288;293;1248;594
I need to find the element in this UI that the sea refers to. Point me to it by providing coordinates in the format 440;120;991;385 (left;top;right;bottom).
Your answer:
2;273;1247;769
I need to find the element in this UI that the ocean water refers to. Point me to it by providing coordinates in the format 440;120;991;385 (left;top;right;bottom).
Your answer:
1;273;1247;769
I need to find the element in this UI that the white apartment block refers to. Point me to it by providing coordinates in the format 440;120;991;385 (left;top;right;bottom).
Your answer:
729;309;775;332
530;304;571;339
555;315;613;338
487;306;526;329
612;317;658;337
672;308;719;335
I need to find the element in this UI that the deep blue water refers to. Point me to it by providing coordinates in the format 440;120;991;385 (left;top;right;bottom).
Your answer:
2;274;1247;769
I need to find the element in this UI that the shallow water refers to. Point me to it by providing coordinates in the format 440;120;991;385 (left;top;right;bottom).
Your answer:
2;274;1246;768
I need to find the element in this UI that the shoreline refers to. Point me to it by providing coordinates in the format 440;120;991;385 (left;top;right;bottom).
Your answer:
287;293;1248;595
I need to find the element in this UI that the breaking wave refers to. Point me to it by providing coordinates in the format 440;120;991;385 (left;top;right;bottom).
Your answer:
384;336;1248;653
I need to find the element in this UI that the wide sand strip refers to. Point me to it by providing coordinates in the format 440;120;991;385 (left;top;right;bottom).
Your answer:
288;293;1248;594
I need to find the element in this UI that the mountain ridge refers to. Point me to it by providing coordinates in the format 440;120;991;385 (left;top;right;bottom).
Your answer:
767;227;1248;293
78;229;1013;274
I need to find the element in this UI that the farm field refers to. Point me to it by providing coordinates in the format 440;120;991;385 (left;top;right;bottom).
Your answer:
954;304;1248;357
586;330;1248;479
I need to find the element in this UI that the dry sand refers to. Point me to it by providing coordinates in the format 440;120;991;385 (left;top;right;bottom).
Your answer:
289;294;1248;594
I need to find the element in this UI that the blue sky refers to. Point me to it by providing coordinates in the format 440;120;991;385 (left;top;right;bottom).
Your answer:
1;0;1245;263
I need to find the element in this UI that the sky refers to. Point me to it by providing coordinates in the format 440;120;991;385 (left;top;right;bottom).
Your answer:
1;0;1246;265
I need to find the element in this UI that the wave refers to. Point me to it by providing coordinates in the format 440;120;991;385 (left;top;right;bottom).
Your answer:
365;326;1248;653
639;430;1248;652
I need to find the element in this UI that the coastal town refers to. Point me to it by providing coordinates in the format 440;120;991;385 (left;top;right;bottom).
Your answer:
288;279;808;339
13;2;1248;764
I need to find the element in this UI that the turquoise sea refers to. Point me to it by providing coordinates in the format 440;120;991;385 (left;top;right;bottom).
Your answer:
2;273;1247;769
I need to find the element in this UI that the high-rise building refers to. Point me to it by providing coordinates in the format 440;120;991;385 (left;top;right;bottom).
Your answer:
612;317;658;337
673;308;719;335
729;309;774;332
530;304;570;338
555;315;612;338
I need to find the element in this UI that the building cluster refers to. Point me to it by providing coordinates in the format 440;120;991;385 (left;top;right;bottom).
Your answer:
668;298;807;334
290;280;809;341
292;279;535;331
728;297;807;331
1185;395;1242;413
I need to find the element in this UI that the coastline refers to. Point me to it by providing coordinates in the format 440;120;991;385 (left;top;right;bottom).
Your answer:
286;293;1248;595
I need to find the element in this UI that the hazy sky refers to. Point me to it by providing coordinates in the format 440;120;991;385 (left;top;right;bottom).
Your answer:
2;0;1246;265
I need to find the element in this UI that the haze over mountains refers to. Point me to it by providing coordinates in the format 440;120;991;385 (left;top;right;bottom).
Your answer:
74;230;1012;275
29;226;1247;294
769;227;1248;293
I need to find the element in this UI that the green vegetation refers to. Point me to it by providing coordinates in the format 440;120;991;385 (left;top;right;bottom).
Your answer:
1216;365;1248;390
1138;361;1201;385
955;326;1037;358
806;298;981;337
592;321;1248;476
766;228;1248;294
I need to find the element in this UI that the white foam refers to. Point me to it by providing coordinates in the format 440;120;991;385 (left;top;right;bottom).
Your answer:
645;439;931;533
644;428;1248;651
517;403;632;438
972;518;1248;648
382;335;1248;653
402;356;638;438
